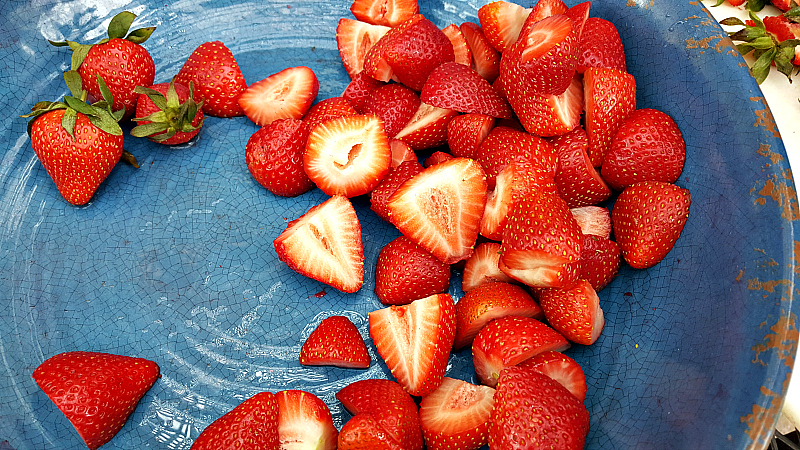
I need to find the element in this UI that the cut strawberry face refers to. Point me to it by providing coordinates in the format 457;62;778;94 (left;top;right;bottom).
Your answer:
388;138;418;168
369;293;457;397
579;234;621;292
538;279;605;345
446;113;495;159
304;114;391;197
387;157;488;264
518;350;587;402
480;162;544;241
299;315;371;369
474;126;558;191
500;72;583;137
350;0;419;27
528;0;569;22
584;66;637;167
374;236;451;305
421;62;512;119
370;159;423;222
239;66;319;127
245;118;314;197
461;241;516;292
419;377;496;450
571;205;611;238
338;414;401;450
394;102;459;150
471;315;569;387
337;19;391;78
442;24;473;66
273;195;364;293
576;17;627;73
460;22;501;83
275;390;338;450
362;83;421;137
478;0;532;53
550;125;611;207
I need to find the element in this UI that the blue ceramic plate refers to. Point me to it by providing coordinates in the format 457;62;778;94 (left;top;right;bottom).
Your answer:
0;0;796;448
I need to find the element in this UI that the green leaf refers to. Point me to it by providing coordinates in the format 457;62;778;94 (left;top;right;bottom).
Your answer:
750;36;777;49
63;70;84;98
720;17;747;26
61;108;78;140
149;129;177;142
751;47;777;84
126;27;156;44
131;121;170;138
165;80;181;109
48;39;70;47
747;0;767;12
64;96;96;116
736;42;757;55
775;45;796;80
133;110;168;124
70;43;93;70
108;11;136;40
87;109;123;136
714;0;726;6
748;10;766;29
135;86;169;111
785;5;800;22
112;106;126;122
95;74;115;106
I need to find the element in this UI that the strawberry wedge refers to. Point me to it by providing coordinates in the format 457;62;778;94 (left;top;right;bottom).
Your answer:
275;390;338;450
419;377;496;450
239;66;319;127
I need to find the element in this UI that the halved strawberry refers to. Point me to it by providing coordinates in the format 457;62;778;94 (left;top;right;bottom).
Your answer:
442;24;473;66
499;189;583;288
273;195;364;293
369;293;457;396
303;96;358;126
299;315;371;369
500;72;584;137
421;62;512;119
389;138;418;168
370;159;423;222
478;1;532;53
474;126;558;190
387;157;488;264
191;392;280;450
175;41;247;117
338;414;399;450
480;162;545;241
275;390;338;450
461;241;516;292
453;281;543;350
424;151;454;167
239;66;319;127
350;0;419;27
576;17;627;73
375;236;451;305
538;279;604;345
337;18;391;78
518;350;587;402
342;72;385;112
472;315;569;387
570;205;611;238
419;377;496;450
394;102;459;150
362;83;421;137
460;22;501;83
446;113;495;159
304;114;391;197
528;0;569;22
584;66;636;167
579;234;620;291
245;118;314;197
550;125;611;207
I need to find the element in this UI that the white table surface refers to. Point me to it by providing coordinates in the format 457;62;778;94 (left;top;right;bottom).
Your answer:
702;0;800;436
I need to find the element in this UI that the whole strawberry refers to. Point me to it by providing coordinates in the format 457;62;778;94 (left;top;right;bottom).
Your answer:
131;78;205;145
175;41;248;117
22;71;125;205
32;351;160;450
51;11;156;118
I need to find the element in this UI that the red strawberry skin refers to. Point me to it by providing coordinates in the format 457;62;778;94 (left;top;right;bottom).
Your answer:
421;62;512;119
384;17;455;91
370;159;423;222
375;236;451;305
338;414;401;450
32;351;160;450
275;390;338;450
175;41;247;117
576;17;627;73
474;126;558;191
579;234;621;291
584;67;636;167
245;118;314;197
518;350;587;402
550;125;611;208
299;315;371;369
461;241;516;292
537;279;605;345
30;109;124;206
447;113;495;159
362;83;421;137
191;392;280;450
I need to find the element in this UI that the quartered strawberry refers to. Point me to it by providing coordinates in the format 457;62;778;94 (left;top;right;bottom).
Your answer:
304;114;391;197
337;19;391;78
394;103;459;150
420;62;512;119
490;365;590;450
601;108;686;191
472;315;569;387
478;1;531;53
297;97;359;145
273;195;364;293
481;161;549;241
175;41;247;117
453;281;543;350
424;151;454;167
32;351;159;450
342;72;385;112
350;0;419;27
612;181;691;269
386;157;488;264
337;379;423;450
579;234;621;292
132;79;204;145
389;138;418;168
375;236;451;305
550;125;611;207
460;22;501;83
584;66;636;167
239;66;319;127
191;392;280;450
245;118;314;197
518;350;587;402
442;24;474;66
474;126;558;190
362;83;421;137
538;279;605;345
275;390;338;450
370;159;423;222
461;241;516;292
446;113;495;159
499;190;583;288
299;315;371;369
571;205;611;238
498;69;583;137
338;414;399;450
576;17;627;73
419;377;496;450
369;293;457;396
528;0;569;22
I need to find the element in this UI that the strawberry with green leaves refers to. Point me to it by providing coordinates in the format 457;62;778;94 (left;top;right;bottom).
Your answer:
131;78;204;145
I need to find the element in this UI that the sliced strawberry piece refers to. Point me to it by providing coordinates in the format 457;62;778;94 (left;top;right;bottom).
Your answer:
579;234;621;291
472;315;569;387
304;114;391;197
419;377;495;450
191;392;280;450
389;138;418;168
362;83;421;137
480;162;546;241
528;0;569;22
303;97;358;125
518;351;587;402
350;0;419;27
369;293;456;396
500;71;583;137
442;24;473;66
238;66;319;127
342;72;386;112
387;157;488;264
275;390;338;450
499;190;583;288
363;15;425;83
273;195;364;293
394;102;459;150
446;113;494;159
338;414;400;450
474;126;558;190
551;125;611;207
571;205;611;238
337;18;391;78
453;281;543;350
576;17;627;73
538;279;604;345
478;1;532;53
175;41;247;118
245;118;313;198
337;379;423;450
584;66;637;167
424;151;454;167
299;315;371;369
375;236;451;305
461;241;516;292
421;62;512;119
370;159;423;222
460;22;501;83
382;16;456;91
612;181;691;269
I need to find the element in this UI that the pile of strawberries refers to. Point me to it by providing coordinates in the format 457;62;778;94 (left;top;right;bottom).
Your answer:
27;0;695;449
